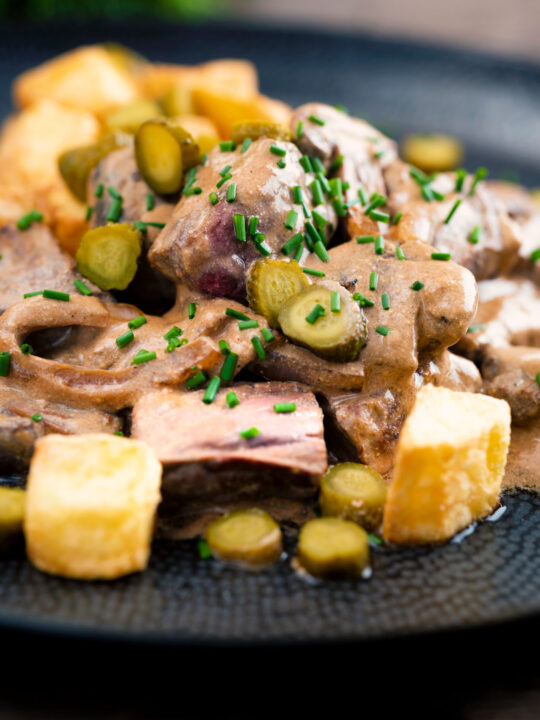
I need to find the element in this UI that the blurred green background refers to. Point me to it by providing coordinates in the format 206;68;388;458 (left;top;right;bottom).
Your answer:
0;0;223;19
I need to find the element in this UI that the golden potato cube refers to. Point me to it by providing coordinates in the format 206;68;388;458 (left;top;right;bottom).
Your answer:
172;114;220;154
383;386;511;545
24;434;162;580
13;46;140;116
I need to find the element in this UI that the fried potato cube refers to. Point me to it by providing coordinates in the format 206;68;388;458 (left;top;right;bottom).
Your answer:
383;385;511;545
24;434;162;580
13;46;140;116
171;113;220;154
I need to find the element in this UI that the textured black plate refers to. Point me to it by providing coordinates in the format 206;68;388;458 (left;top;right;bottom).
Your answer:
0;20;539;645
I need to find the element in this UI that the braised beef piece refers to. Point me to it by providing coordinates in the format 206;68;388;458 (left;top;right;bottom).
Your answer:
131;382;327;537
149;137;336;300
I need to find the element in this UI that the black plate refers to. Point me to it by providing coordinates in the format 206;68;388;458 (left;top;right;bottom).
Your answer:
0;20;539;645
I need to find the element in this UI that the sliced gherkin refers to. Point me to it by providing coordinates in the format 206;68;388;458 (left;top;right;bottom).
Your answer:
134;119;201;195
320;463;387;530
0;487;25;554
205;508;282;567
246;258;308;328
297;517;369;579
278;281;367;362
231;121;292;144
58;132;132;202
76;223;142;291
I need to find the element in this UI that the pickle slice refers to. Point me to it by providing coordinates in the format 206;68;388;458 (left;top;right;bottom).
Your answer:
105;100;162;134
58;132;132;202
205;508;282;567
0;487;25;554
278;281;367;362
246;258;308;328
320;463;387;530
76;223;142;291
161;84;194;117
297;517;369;579
231;121;292;144
134;119;201;195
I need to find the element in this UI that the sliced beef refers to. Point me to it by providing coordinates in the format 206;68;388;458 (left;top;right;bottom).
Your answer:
385;160;522;280
131;382;327;537
148;137;336;300
291;103;397;202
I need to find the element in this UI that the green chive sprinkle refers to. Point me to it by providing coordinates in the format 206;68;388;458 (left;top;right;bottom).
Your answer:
186;370;207;389
108;186;121;200
393;212;403;225
444;199;461;224
300;155;313;173
329;154;344;172
85;206;93;221
116;330;134;348
455;168;467;192
357;235;375;244
20;343;33;355
313;240;329;262
330;291;341;313
309;114;325;126
240;427;260;440
209;192;219;206
184;186;202;197
0;352;10;377
128;315;147;330
381;293;390;310
374;236;385;255
312;157;326;176
43;289;69;302
95;183;104;198
431;252;451;261
376;325;390;336
131;349;156;365
410;166;431;185
312;211;327;228
31;413;42;423
305;221;320;246
353;292;374;308
369;209;390;223
234;213;246;241
467;324;486;333
309;180;323;206
251;336;266;360
220;141;236;152
73;278;92;296
198;539;212;560
255;239;271;257
296;121;304;138
165;337;187;353
24;291;43;298
469;226;482;244
277;160;286;168
241;138;252;153
270;144;286;157
226;391;239;408
306;304;325;324
469;166;488;196
188;302;196;319
530;248;540;263
261;327;275;342
292;186;303;205
246;216;258;235
328;178;342;200
16;210;43;231
220;164;232;177
302;267;325;277
203;376;221;404
536;373;540;388
358;187;368;205
146;193;154;211
410;281;424;291
281;233;304;255
369;272;378;291
216;174;231;188
106;197;122;223
238;319;258;330
316;173;330;194
227;183;237;203
285;210;298;230
164;326;182;341
220;352;238;382
396;247;406;260
226;308;249;321
219;339;230;354
274;402;296;413
143;221;166;229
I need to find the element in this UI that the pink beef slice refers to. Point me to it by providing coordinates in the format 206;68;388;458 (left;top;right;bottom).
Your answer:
148;137;336;301
131;382;327;537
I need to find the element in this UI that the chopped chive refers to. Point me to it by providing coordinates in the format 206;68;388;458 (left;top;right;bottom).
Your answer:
114;431;124;436
374;236;385;255
183;186;202;197
108;186;121;200
374;151;385;159
106;196;122;223
421;184;435;202
251;336;266;360
469;226;482;244
184;167;197;190
198;539;212;560
270;144;286;157
296;120;304;138
131;349;156;365
277;160;286;169
530;248;540;263
363;195;385;216
369;272;378;291
219;351;238;382
219;339;230;354
410;281;424;291
444;199;461;224
381;293;390;310
219;141;236;152
134;221;147;233
536;373;540;388
188;302;196;319
20;343;33;355
309;114;325;126
302;267;325;277
376;325;390;336
209;192;219;205
31;413;42;423
312;157;326;175
128;315;147;330
116;330;134;348
333;198;347;217
431;252;451;261
292;186;303;204
393;212;403;225
310;180;324;206
248;216;259;235
353;292;375;308
300;155;313;173
409;166;431;185
274;402;296;413
164;326;182;341
467;324;486;333
233;213;246;241
306;304;325;324
255;240;271;257
328;178;342;199
312;211;327;228
186;370;207;389
317;173;331;193
16;210;43;230
203;376;221;404
281;233;304;255
396;247;406;260
238;319;258;330
469;166;488;196
330;291;341;313
43;289;69;302
0;352;10;377
85;205;93;221
227;183;237;203
146;193;155;211
329;154;344;172
165;337;187;352
240;427;260;439
285;210;298;230
358;187;368;205
367;533;383;546
357;235;375;244
305;221;320;246
143;221;165;229
226;392;239;408
432;189;445;201
313;240;329;262
455;168;467;192
241;137;252;153
220;164;232;177
369;209;390;223
334;104;349;113
73;278;92;296
24;291;43;298
225;308;249;321
261;327;275;342
95;183;104;198
216;173;232;189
